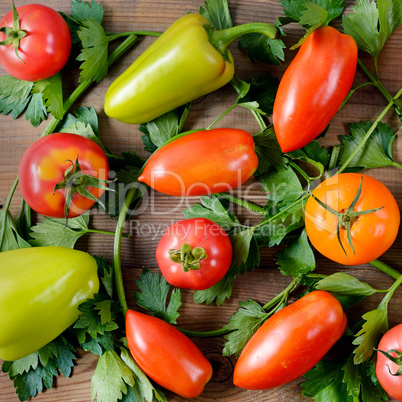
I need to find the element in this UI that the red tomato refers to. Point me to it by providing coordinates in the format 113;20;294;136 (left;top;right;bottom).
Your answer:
272;26;357;152
305;173;400;265
156;217;232;290
125;310;213;398
376;324;402;401
0;4;71;81
18;133;110;219
137;128;258;196
233;290;347;390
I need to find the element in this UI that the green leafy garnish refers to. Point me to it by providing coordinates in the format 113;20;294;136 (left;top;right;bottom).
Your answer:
199;0;233;30
134;268;182;324
342;0;402;59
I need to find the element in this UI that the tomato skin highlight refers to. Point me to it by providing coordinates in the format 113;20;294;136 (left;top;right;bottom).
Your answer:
305;173;400;265
0;4;71;81
233;290;347;390
137;128;258;196
18;133;110;219
156;218;232;290
376;324;402;401
272;26;357;152
125;310;213;398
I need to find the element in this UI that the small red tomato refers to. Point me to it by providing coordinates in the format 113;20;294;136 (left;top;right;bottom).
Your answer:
233;290;347;390
305;173;400;265
125;310;213;398
272;26;357;152
0;4;71;81
19;133;110;219
138;128;258;196
156;217;232;290
376;324;402;401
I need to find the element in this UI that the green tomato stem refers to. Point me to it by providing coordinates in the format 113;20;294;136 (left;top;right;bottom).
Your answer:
369;259;401;281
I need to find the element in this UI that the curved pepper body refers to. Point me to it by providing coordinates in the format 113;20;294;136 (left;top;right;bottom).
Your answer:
272;26;357;152
137;128;259;196
0;246;99;361
104;13;234;124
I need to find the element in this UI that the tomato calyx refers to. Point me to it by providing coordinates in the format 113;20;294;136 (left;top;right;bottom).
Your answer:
168;244;207;271
53;156;115;223
0;2;27;63
375;348;402;376
310;176;384;259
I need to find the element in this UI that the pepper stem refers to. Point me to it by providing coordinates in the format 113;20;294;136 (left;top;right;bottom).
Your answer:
169;244;207;272
207;22;278;59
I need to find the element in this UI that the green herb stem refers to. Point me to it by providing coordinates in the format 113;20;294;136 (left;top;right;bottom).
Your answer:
369;259;401;281
341;82;376;109
107;31;162;42
216;192;266;215
86;229;129;238
262;275;302;311
42;34;139;138
207;104;237;129
357;58;397;106
337;86;402;175
113;187;138;316
179;327;230;337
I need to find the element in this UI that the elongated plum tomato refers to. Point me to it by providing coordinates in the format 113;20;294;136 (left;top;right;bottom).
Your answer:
376;324;402;401
137;128;258;196
233;290;347;390
0;4;71;81
305;173;400;265
125;310;213;398
156;218;232;290
18;133;110;219
272;26;357;152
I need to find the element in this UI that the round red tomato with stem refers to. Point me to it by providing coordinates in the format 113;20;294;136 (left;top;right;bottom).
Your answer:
138;128;259;196
233;290;347;390
156;217;232;290
19;133;111;221
0;3;71;81
125;309;213;398
305;173;400;265
376;323;402;401
272;26;357;152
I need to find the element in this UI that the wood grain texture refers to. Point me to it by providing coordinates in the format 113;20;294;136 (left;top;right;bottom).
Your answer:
0;0;401;401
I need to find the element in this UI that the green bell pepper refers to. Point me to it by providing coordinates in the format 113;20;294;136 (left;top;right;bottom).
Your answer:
0;246;99;361
104;13;277;124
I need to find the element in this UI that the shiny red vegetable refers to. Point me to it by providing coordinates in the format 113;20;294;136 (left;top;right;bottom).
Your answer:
156;217;232;290
376;324;402;401
125;310;212;398
272;26;357;152
0;4;71;81
233;290;347;390
138;128;258;196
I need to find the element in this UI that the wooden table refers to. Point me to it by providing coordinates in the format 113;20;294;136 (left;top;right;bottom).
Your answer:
0;0;401;401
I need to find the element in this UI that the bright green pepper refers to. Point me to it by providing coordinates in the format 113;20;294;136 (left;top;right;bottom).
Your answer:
104;13;277;124
0;246;99;361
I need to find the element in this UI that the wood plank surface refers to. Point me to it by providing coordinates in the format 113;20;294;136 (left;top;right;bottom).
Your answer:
0;0;401;401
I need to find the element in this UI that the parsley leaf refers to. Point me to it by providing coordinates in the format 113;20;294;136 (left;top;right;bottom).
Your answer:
222;299;268;357
29;214;91;248
71;0;104;24
91;350;135;402
0;76;33;119
33;73;64;120
139;105;190;152
134;268;182;324
0;209;31;252
275;228;315;277
182;195;242;232
238;33;285;65
199;0;233;30
342;0;402;59
2;336;76;401
25;92;47;127
76;18;109;83
338;121;401;171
